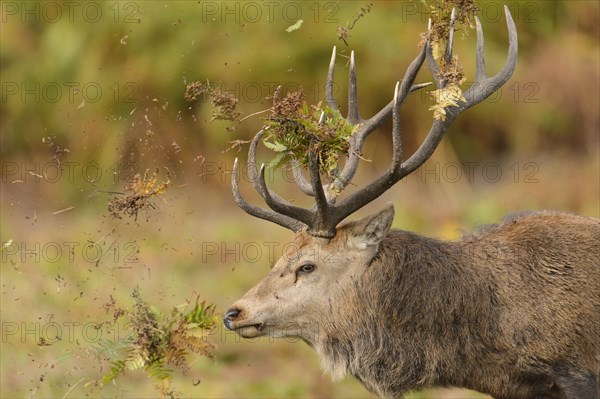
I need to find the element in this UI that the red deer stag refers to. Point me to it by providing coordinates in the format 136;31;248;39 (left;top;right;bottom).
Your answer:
223;6;600;399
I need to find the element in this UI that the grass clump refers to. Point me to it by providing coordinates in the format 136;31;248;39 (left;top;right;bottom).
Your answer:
96;289;218;398
108;169;171;221
262;87;356;180
184;81;241;127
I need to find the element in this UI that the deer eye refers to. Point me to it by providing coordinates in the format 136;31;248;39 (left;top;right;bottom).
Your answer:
296;263;316;275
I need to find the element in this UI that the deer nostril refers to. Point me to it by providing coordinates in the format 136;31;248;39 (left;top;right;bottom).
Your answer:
224;308;240;320
223;308;241;330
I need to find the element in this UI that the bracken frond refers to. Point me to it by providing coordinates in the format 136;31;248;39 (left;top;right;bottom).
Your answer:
262;88;356;179
97;290;217;398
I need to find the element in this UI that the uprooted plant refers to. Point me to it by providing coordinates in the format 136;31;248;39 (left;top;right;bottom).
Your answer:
94;289;218;398
107;169;171;221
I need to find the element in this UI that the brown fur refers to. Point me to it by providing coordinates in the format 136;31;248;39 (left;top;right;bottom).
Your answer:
225;209;600;398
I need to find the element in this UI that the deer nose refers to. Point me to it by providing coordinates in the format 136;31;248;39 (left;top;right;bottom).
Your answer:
223;308;241;331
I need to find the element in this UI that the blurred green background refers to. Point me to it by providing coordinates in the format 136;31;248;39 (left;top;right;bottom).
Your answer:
1;1;598;398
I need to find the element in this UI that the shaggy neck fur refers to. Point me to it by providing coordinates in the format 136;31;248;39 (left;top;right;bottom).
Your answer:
314;229;496;397
309;213;600;399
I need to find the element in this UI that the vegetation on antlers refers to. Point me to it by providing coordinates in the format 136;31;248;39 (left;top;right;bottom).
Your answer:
423;0;479;120
262;87;356;179
425;0;479;44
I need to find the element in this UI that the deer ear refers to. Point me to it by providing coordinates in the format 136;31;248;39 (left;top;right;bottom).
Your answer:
348;203;395;249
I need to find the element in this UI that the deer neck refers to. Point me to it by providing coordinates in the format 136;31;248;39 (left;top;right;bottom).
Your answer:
312;230;495;396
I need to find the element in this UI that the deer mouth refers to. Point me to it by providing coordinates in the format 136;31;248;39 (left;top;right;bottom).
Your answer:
223;308;267;338
232;323;265;338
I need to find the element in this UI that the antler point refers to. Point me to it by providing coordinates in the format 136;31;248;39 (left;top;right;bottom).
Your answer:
319;111;325;124
504;4;516;26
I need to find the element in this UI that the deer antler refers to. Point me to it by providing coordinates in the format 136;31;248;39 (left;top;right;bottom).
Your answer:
232;6;517;238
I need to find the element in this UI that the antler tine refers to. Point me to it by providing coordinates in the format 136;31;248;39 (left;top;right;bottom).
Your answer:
426;8;456;89
308;145;335;237
474;15;486;81
291;160;315;196
396;43;429;105
411;82;433;92
247;130;298;206
326;46;338;111
257;164;314;226
244;129;317;230
327;82;405;225
464;6;517;107
392;81;403;167
426;18;442;89
328;43;428;198
232;158;306;232
246;130;266;195
347;51;361;124
445;8;457;64
289;111;333;198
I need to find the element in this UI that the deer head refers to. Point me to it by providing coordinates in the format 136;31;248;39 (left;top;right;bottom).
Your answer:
223;204;395;341
224;7;517;341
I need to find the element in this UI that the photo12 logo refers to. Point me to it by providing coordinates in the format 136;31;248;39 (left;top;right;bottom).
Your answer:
1;320;133;345
199;1;339;24
398;1;539;24
1;81;138;105
1;160;153;185
1;2;141;24
2;240;140;266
